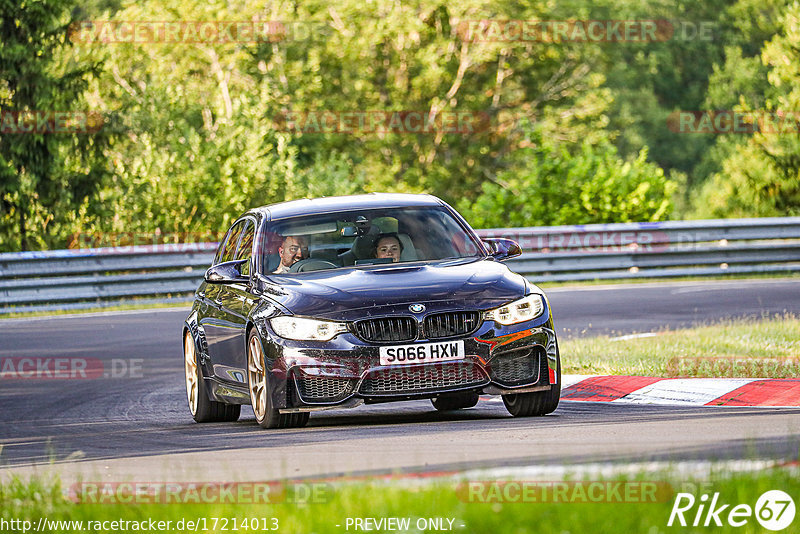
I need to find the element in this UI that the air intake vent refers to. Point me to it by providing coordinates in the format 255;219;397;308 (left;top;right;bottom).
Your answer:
295;375;355;403
424;311;481;339
355;316;417;342
359;362;488;396
490;347;545;386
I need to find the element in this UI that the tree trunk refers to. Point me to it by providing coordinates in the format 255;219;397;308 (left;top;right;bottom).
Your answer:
19;203;27;251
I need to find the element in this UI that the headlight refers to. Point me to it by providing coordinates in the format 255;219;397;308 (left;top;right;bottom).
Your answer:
484;294;545;325
269;316;348;341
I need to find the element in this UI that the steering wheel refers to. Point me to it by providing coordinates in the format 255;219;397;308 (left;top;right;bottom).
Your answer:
289;258;339;273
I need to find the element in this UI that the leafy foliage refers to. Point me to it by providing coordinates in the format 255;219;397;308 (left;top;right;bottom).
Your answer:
0;0;109;250
458;127;674;228
1;0;799;251
691;3;800;218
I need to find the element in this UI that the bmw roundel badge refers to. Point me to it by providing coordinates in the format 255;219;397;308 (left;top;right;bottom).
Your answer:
409;304;426;313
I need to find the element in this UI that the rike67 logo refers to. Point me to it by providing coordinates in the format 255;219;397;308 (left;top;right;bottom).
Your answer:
668;490;795;530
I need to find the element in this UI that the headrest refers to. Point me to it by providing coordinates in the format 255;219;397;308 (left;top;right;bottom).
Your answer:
373;217;399;234
350;234;377;259
398;234;418;261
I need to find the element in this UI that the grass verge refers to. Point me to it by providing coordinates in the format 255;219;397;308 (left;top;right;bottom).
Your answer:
1;467;798;533
0;300;190;320
560;314;800;377
537;272;800;289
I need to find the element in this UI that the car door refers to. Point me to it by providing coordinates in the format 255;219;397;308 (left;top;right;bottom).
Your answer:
213;218;257;384
200;219;246;382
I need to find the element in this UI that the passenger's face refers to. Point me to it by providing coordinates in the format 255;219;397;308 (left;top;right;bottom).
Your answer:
376;237;401;262
279;236;307;267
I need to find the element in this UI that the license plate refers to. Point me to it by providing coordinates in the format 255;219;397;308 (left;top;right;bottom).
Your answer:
379;340;465;366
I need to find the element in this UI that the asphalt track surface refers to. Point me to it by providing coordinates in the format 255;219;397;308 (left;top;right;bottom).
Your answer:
1;278;799;482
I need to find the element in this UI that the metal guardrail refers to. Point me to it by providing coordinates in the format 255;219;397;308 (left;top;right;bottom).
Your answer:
0;244;216;313
477;217;800;282
1;217;798;313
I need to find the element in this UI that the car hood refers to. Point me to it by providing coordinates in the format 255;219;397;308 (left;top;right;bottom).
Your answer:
259;258;528;320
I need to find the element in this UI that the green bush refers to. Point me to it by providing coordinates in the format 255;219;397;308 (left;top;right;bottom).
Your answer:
458;128;675;228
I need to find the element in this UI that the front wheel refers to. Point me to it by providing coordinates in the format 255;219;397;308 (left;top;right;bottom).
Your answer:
184;331;240;423
502;353;561;417
247;329;309;429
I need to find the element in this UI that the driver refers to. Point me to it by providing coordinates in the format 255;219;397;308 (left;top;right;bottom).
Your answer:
373;233;403;263
273;235;308;273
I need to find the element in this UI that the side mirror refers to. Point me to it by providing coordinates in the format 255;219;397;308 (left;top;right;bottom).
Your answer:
204;259;249;284
483;238;522;262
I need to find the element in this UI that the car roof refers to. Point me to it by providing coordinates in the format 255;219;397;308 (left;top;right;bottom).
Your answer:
247;193;445;221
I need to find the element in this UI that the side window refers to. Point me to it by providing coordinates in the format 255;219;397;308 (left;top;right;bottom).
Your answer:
213;241;226;266
234;220;255;276
219;221;245;264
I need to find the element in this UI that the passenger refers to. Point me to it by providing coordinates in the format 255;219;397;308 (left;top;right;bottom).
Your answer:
373;233;403;263
273;235;308;273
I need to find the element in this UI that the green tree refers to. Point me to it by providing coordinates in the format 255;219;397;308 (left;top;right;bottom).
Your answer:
691;3;800;217
85;0;617;237
598;0;728;182
244;0;613;204
457;126;675;228
0;0;108;250
11;0;792;250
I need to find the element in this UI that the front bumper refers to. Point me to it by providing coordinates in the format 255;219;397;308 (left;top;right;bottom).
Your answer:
258;315;559;411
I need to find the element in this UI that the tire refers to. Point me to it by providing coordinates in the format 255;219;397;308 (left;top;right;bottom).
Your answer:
502;351;561;417
184;331;241;423
431;391;480;411
247;329;309;429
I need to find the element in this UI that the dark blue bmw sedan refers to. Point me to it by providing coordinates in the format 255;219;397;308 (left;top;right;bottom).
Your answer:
183;193;561;428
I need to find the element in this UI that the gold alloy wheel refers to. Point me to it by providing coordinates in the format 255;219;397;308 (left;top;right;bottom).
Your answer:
184;333;198;416
248;335;268;421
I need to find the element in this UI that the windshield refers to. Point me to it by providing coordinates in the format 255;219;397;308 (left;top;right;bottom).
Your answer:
260;207;483;275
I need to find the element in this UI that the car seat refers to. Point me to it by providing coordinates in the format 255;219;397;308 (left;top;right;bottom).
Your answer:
397;234;419;261
338;232;378;266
